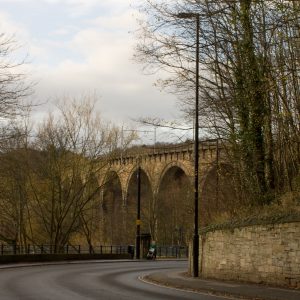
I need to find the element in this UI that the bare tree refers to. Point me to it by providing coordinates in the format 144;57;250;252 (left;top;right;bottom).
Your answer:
0;34;32;121
0;33;33;157
0;117;33;246
24;96;131;250
134;0;300;206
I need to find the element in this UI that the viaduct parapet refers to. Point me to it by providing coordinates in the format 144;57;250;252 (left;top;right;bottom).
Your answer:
99;139;225;204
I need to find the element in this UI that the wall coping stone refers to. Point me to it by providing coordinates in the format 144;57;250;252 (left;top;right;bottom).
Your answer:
199;211;300;235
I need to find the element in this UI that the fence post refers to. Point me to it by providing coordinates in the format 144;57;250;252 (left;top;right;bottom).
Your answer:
78;245;81;254
27;244;30;254
1;244;3;255
66;244;69;254
110;246;112;254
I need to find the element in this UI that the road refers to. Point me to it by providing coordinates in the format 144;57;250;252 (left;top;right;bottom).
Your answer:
0;260;229;300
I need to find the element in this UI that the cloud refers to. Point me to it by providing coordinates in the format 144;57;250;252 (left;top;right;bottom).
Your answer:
0;0;180;130
0;10;51;61
50;28;71;36
0;11;27;36
32;34;177;125
89;8;140;31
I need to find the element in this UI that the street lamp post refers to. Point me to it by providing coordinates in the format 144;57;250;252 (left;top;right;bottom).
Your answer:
177;12;200;277
136;163;141;259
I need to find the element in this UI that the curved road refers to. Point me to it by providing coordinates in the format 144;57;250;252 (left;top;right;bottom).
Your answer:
0;260;227;300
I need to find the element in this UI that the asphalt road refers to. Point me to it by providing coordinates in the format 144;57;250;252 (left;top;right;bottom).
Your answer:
0;260;229;300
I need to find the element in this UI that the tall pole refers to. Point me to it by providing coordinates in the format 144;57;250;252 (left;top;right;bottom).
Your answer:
136;164;141;259
193;14;200;278
176;11;201;277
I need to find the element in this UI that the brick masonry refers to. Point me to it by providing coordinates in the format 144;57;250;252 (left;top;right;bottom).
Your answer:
190;222;300;288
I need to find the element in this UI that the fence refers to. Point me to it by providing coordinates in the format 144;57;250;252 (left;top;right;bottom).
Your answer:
0;244;128;255
0;244;188;258
156;246;188;258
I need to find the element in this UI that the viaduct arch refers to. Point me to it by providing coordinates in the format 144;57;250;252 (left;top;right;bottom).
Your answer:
98;140;230;244
99;141;224;202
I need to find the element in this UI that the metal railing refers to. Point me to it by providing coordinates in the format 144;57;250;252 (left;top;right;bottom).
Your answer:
0;244;128;255
0;244;188;258
156;246;188;258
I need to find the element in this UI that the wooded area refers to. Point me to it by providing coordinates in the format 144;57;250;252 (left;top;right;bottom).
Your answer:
0;0;299;249
0;84;135;249
135;0;299;205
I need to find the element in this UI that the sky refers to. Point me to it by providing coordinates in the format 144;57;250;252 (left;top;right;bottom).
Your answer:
0;0;186;143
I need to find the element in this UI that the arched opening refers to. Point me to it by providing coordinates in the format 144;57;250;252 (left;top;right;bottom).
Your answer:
157;166;193;246
101;171;123;244
126;168;153;245
76;174;102;249
201;163;237;225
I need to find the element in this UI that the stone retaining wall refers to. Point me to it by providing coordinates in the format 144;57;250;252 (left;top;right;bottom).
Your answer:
192;222;300;288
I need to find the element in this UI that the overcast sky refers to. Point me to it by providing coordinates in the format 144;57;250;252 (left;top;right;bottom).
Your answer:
0;0;186;143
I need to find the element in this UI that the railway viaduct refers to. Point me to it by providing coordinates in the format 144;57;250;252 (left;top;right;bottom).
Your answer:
97;139;232;245
99;139;225;204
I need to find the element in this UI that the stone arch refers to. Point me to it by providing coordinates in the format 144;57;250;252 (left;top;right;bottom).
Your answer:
102;169;122;185
125;166;154;243
156;163;194;246
124;165;153;204
155;161;193;195
200;162;237;226
100;170;124;244
80;173;102;246
100;166;124;195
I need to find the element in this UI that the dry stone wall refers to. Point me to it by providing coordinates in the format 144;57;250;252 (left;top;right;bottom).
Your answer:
195;222;300;288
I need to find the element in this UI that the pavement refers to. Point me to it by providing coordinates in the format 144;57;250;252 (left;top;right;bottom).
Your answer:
143;269;300;300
